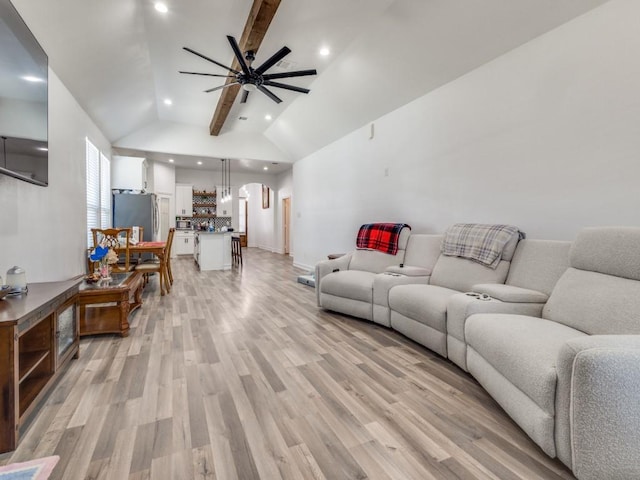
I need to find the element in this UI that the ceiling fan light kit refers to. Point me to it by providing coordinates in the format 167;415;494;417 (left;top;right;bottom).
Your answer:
181;35;317;105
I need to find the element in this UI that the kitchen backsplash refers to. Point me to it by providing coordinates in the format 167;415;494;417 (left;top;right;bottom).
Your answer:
177;217;231;230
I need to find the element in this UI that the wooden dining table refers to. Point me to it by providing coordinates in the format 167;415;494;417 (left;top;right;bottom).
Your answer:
88;239;170;295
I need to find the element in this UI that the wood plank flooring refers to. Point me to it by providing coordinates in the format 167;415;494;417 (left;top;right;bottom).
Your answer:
0;248;576;479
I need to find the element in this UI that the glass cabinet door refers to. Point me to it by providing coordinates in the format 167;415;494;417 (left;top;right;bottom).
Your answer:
56;301;77;366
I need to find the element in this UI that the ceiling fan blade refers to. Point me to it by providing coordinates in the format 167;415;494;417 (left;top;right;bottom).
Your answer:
262;69;317;80
179;71;235;78
240;89;249;103
257;85;282;104
204;81;239;93
254;46;291;75
262;80;310;94
226;35;251;76
183;47;239;74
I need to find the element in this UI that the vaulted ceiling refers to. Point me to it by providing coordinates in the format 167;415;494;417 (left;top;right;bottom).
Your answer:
11;0;610;172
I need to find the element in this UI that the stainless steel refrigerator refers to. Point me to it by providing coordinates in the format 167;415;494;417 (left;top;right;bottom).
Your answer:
112;192;159;242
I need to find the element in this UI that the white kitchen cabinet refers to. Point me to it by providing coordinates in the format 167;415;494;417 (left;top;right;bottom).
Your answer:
175;184;193;217
174;230;195;256
112;156;147;191
216;185;233;217
194;232;231;271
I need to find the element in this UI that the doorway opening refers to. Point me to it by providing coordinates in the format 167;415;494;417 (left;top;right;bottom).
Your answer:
238;195;248;247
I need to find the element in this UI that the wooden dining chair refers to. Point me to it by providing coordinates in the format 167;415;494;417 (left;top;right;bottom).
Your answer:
91;228;133;273
165;229;175;285
130;226;144;264
135;228;175;295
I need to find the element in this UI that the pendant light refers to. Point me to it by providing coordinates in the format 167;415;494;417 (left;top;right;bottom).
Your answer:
219;158;232;204
226;158;232;203
220;159;226;204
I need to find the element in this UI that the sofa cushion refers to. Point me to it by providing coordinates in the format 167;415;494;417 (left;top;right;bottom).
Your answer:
430;256;510;292
446;294;545;371
542;268;640;335
402;234;443;271
349;249;407;274
320;270;376;303
466;314;586;415
389;284;459;333
570;226;640;281
506;239;571;296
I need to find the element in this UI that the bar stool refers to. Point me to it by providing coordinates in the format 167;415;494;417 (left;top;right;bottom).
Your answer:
231;236;243;266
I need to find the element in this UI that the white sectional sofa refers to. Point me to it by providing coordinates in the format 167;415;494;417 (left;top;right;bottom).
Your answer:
465;227;640;479
315;225;640;480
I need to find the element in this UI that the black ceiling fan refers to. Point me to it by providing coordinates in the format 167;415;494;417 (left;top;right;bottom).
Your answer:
180;35;317;104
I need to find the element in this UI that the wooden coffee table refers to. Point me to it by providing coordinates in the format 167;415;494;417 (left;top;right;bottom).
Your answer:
78;271;143;337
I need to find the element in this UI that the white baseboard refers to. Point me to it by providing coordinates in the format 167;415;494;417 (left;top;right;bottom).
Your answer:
293;261;314;272
249;244;283;254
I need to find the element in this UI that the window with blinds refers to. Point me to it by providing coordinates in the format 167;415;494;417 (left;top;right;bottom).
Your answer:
86;138;111;247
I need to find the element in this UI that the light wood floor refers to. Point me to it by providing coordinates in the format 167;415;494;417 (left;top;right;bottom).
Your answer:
1;248;576;480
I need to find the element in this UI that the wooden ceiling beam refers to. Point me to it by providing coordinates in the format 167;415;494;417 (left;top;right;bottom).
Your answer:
209;0;282;136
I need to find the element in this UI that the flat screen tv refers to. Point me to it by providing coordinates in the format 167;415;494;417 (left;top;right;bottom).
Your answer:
0;0;48;186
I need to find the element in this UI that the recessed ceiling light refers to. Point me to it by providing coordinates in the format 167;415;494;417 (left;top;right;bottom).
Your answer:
265;114;272;121
163;98;172;105
168;158;174;163
319;46;330;57
263;166;268;171
197;161;203;165
37;147;48;151
22;76;44;83
154;2;168;13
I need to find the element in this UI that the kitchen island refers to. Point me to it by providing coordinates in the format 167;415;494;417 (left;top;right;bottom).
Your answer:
194;231;232;271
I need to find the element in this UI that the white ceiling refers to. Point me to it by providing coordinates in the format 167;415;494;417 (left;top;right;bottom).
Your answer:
10;0;611;173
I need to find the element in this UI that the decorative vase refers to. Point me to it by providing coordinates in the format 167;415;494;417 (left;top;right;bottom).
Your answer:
99;262;111;280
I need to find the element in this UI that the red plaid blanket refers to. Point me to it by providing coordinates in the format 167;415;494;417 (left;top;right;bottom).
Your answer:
356;223;411;255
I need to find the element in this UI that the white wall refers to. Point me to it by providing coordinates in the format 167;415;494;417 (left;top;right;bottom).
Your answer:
242;170;293;254
273;170;293;256
115;120;291;164
150;161;176;233
246;183;275;251
175;167;282;191
176;167;285;234
292;0;640;271
0;68;111;282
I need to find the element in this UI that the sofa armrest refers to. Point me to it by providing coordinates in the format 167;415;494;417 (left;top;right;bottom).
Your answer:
315;252;353;306
385;265;432;277
472;283;549;303
556;336;640;479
